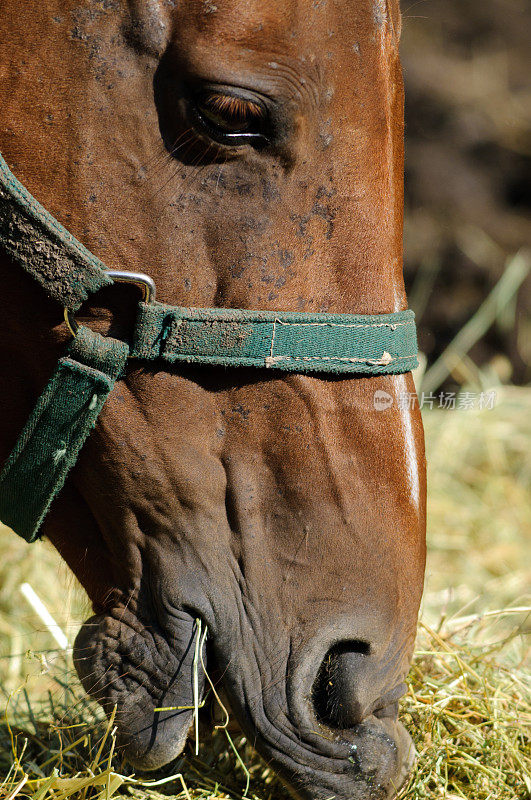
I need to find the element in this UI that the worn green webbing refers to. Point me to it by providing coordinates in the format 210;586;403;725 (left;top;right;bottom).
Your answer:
0;327;129;542
132;302;418;375
0;153;111;310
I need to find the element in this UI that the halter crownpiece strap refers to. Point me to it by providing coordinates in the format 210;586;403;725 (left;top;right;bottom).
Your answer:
0;150;418;542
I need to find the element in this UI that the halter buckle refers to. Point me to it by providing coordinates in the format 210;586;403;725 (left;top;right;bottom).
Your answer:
64;270;156;338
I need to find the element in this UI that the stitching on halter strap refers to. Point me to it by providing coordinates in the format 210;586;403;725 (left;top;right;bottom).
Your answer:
273;319;413;330
265;352;416;367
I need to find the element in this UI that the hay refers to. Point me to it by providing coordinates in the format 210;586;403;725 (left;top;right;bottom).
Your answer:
0;387;529;799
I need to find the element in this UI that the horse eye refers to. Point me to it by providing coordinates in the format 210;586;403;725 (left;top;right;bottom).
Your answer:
194;91;269;146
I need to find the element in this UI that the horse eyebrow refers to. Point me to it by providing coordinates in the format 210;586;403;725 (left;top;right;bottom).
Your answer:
123;0;172;57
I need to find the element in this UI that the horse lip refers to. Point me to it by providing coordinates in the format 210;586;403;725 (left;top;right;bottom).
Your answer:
72;607;206;771
114;711;193;771
246;718;414;800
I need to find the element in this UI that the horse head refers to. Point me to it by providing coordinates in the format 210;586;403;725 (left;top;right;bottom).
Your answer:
0;1;426;797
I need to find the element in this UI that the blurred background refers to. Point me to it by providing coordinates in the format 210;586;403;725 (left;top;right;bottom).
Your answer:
0;2;529;798
401;0;530;389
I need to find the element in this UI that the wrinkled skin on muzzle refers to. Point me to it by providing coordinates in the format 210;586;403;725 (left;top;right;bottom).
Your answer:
0;1;426;798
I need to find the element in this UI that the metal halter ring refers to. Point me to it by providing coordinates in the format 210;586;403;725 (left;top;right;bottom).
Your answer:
64;270;156;338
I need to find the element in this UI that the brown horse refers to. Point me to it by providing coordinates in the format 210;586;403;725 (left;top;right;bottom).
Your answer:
0;1;426;798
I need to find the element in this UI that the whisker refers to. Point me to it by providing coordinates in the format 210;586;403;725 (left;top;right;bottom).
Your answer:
140;129;193;174
216;157;228;193
175;144;214;202
153;139;200;197
140;129;196;185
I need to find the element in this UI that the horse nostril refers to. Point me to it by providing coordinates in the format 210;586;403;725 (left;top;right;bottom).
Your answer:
311;640;371;729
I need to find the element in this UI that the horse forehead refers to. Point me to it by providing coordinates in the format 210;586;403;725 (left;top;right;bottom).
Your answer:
177;0;311;43
174;0;379;51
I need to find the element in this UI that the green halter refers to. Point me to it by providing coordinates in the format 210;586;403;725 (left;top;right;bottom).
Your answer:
0;152;418;542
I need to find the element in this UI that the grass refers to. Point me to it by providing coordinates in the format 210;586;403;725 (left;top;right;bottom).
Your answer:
0;386;529;800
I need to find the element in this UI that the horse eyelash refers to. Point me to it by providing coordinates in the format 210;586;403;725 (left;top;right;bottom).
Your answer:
201;93;266;122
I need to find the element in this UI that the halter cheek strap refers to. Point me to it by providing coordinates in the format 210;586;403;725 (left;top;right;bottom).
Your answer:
0;152;418;542
0;328;129;541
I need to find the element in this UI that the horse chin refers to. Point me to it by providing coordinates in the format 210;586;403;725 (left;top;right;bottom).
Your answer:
72;606;205;770
112;709;191;772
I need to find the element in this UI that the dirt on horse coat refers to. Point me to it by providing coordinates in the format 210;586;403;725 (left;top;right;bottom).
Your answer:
0;1;426;798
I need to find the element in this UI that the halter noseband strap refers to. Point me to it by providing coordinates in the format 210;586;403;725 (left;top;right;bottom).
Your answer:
0;152;418;542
